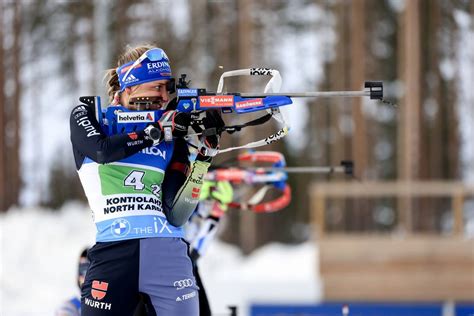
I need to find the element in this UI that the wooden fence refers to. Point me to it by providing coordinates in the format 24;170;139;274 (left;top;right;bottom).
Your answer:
310;181;474;301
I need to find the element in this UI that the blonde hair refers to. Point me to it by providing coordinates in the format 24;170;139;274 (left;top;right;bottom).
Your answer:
104;44;156;104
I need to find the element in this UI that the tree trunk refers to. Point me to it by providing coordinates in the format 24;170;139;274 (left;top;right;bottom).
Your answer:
10;0;22;208
1;2;22;210
397;0;421;233
0;1;6;211
417;0;442;232
328;0;351;232
94;0;113;95
350;0;372;231
236;0;258;255
109;0;131;60
351;0;367;181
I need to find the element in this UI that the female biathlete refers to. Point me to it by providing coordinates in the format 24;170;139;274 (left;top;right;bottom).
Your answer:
70;44;223;316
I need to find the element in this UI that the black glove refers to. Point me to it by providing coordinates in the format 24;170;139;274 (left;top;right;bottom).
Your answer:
173;112;191;137
158;111;191;141
196;110;225;162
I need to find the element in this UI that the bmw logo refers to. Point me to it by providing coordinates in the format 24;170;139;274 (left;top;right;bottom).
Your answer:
111;219;131;237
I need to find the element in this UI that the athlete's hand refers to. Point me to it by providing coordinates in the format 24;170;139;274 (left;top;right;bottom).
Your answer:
196;110;225;161
157;111;191;141
211;181;233;206
200;180;233;214
172;112;191;137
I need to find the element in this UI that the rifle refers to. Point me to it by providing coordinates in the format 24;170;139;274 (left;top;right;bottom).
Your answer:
78;68;384;154
205;151;353;213
174;68;383;153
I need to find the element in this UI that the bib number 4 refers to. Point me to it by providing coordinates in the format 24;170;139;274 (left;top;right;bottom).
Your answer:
124;170;145;190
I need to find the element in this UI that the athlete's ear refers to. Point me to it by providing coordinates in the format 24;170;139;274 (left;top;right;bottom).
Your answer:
111;92;121;106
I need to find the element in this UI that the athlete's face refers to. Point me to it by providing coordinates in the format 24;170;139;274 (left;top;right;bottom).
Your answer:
122;80;170;110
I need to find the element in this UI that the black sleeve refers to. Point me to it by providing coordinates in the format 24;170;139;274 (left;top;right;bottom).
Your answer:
161;138;190;219
70;104;153;170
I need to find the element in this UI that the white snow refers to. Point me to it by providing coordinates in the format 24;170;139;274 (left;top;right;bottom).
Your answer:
0;205;321;316
199;240;322;315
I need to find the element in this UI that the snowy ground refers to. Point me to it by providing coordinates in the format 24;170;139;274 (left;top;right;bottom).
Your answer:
0;204;321;316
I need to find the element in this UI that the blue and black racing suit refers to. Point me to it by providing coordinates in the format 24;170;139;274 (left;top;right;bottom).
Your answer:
70;102;210;316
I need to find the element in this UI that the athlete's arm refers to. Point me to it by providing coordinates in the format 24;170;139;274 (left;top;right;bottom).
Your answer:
70;105;153;169
162;139;213;227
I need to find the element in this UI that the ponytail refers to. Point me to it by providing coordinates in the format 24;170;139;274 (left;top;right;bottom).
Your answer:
104;68;120;104
104;43;157;104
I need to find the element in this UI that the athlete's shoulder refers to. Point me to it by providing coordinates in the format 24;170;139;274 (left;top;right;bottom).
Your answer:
69;103;102;139
70;104;93;120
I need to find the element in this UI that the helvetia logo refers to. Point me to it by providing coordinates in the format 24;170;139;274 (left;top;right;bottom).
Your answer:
117;111;155;123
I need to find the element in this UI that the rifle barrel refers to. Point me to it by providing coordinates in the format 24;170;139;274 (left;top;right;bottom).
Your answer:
236;91;370;98
249;166;347;174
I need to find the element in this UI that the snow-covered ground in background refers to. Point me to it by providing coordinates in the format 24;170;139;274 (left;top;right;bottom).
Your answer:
0;204;321;316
